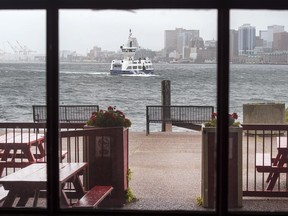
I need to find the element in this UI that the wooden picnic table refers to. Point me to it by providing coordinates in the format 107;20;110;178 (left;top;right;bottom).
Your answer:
256;136;288;190
0;132;45;176
0;162;87;207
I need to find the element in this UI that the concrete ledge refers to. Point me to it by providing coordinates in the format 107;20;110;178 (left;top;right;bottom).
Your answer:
243;103;285;135
243;103;285;124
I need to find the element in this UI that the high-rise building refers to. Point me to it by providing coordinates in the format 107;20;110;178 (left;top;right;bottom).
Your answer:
273;31;288;51
267;25;285;49
164;29;178;56
164;28;199;58
230;29;238;58
259;30;268;48
238;24;256;55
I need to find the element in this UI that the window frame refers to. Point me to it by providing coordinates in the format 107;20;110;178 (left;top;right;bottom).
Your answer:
1;0;288;216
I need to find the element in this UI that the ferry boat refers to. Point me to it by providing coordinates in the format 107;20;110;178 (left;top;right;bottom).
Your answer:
110;29;154;75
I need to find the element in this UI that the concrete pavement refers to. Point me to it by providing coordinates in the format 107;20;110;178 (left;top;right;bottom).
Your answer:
122;131;288;213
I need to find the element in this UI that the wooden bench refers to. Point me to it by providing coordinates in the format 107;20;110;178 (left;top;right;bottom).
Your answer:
73;186;113;208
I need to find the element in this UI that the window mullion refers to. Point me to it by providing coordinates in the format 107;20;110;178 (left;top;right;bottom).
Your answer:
216;6;230;216
46;6;60;214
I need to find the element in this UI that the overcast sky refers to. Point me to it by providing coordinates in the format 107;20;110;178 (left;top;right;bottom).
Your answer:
1;9;288;55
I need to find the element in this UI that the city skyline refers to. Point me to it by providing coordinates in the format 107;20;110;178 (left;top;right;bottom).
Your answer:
1;10;288;55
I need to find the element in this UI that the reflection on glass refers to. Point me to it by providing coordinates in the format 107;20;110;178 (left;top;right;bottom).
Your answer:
0;10;46;208
230;10;288;212
58;9;217;210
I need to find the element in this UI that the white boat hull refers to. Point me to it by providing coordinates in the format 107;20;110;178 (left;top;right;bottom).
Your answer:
110;69;154;75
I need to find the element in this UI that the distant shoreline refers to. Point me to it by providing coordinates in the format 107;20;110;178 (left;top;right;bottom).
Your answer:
1;60;288;66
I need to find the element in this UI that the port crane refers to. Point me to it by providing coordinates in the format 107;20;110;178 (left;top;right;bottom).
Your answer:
7;41;20;54
7;41;36;55
16;40;36;55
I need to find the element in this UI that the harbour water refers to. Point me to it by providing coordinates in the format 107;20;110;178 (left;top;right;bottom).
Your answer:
0;62;287;132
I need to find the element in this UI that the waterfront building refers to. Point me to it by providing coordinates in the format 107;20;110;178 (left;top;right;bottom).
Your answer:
238;24;256;56
255;36;264;47
267;25;285;49
262;51;288;64
87;46;102;59
259;30;268;48
254;36;265;55
230;29;238;59
273;31;288;51
164;28;199;58
204;39;216;48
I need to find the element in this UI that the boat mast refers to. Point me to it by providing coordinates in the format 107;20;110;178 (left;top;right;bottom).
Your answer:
129;29;132;47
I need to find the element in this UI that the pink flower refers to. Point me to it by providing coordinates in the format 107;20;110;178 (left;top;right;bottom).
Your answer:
231;112;238;119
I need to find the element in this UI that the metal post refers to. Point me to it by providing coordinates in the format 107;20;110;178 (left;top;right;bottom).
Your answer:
146;106;149;135
161;80;172;132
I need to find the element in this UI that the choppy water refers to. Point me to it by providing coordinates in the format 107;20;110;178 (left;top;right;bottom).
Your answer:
0;62;287;132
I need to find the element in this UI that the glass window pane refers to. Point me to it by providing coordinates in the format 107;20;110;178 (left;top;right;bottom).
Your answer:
230;9;288;212
59;9;217;211
0;10;46;208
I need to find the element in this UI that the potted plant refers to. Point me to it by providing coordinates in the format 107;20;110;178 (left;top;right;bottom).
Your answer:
201;112;242;209
83;106;132;207
204;112;240;127
86;106;131;128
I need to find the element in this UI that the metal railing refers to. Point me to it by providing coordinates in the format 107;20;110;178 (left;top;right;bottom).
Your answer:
242;124;288;197
1;122;288;198
0;122;85;177
0;123;128;206
146;105;214;134
32;105;99;123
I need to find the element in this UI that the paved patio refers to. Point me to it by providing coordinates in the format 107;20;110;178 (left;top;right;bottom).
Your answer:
122;131;288;213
